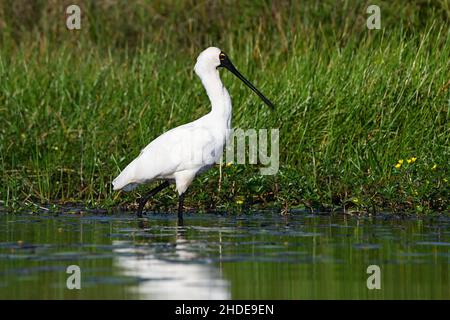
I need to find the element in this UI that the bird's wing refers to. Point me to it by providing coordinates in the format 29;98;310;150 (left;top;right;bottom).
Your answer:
113;121;221;190
139;123;220;175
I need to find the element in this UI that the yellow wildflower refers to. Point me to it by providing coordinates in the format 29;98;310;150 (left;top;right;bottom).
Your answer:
398;159;404;164
226;162;233;167
411;157;417;163
395;163;402;169
235;196;244;205
431;164;437;170
352;198;359;204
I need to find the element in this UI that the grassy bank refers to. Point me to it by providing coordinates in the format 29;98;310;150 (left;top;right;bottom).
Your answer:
1;0;449;214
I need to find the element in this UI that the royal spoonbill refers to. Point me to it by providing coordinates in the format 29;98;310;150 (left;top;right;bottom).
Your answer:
112;47;274;221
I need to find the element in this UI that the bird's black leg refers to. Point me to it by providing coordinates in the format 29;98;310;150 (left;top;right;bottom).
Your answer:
137;181;170;217
177;193;185;224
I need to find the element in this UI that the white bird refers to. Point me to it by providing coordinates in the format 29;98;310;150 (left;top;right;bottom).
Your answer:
112;47;274;222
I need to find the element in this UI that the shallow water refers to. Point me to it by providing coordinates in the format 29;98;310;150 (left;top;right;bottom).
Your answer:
0;211;448;299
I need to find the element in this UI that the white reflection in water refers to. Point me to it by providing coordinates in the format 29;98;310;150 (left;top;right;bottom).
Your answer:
113;230;230;300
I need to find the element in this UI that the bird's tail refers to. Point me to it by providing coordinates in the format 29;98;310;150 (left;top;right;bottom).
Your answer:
112;160;139;192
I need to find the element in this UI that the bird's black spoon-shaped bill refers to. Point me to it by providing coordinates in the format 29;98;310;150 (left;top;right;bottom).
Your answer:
219;53;275;109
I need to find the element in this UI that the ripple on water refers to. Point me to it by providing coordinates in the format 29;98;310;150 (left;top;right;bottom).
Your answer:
353;243;382;250
416;241;450;247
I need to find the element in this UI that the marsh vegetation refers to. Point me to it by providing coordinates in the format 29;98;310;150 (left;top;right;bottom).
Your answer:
0;0;449;213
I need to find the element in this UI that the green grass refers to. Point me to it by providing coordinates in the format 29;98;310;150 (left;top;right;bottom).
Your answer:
0;0;449;213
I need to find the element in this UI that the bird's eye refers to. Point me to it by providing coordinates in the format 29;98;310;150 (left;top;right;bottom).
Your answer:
219;52;226;60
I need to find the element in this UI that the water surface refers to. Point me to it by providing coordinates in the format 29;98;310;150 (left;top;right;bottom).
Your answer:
0;211;448;299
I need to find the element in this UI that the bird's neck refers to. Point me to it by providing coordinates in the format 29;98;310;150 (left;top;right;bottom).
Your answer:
199;69;232;128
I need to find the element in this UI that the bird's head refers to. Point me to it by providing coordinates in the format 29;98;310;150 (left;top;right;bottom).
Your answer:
194;47;223;71
194;47;274;109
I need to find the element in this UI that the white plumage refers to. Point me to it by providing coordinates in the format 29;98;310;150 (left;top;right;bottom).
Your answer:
112;47;273;218
112;47;231;195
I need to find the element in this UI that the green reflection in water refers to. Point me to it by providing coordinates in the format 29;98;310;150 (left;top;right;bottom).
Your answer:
0;212;448;299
